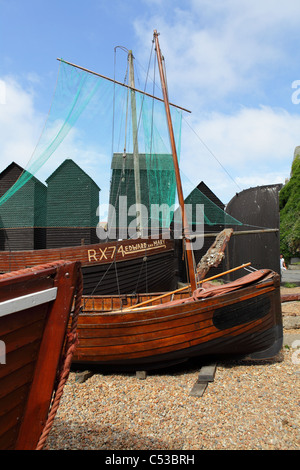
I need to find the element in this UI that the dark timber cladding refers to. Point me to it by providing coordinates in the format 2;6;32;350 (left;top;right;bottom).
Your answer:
46;159;100;248
0;162;47;250
82;248;178;295
226;184;282;280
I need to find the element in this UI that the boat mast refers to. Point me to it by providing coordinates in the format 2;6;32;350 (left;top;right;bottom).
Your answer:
153;30;196;292
128;50;142;238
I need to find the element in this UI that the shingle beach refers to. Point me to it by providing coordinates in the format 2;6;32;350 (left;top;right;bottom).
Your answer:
46;287;300;451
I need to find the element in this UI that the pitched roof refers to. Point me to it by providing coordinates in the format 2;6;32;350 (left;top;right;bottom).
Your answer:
46;159;100;190
0;161;47;189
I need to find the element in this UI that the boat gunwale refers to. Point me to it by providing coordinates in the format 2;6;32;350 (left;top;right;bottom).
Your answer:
79;271;279;319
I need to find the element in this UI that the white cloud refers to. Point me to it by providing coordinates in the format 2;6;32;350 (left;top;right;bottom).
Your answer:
132;2;300;203
0;76;44;170
235;173;285;189
134;0;300;108
188;106;300;167
179;105;299;203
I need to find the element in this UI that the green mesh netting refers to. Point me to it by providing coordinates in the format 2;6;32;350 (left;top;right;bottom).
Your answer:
0;57;241;236
180;176;242;226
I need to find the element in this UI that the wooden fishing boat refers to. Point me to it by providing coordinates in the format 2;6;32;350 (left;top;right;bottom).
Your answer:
70;31;283;370
0;237;177;295
73;268;282;370
0;260;82;450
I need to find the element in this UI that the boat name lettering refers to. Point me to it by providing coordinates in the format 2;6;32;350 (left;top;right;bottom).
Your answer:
88;246;116;262
87;240;166;262
123;242;147;252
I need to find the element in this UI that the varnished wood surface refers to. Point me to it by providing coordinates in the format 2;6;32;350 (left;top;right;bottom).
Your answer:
72;271;283;369
0;237;174;272
0;238;177;295
0;260;81;450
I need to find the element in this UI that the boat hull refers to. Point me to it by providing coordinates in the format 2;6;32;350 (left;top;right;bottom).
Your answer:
0;260;82;450
72;270;283;371
0;237;177;295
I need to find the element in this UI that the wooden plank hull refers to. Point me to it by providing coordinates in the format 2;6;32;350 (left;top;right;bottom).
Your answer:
0;238;177;295
72;270;283;370
0;260;82;450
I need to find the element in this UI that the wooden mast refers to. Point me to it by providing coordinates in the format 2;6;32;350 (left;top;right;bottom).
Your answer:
153;30;196;292
128;50;142;237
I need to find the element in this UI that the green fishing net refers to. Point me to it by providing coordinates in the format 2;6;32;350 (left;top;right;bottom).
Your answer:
0;58;241;236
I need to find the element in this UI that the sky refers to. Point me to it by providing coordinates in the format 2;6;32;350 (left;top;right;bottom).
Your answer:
1;0;300;208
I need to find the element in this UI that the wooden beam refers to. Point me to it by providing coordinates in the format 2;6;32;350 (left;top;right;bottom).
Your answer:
57;58;191;114
189;363;217;397
197;228;279;238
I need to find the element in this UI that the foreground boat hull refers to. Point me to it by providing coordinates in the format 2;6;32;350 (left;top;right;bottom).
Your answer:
0;260;82;450
72;270;283;371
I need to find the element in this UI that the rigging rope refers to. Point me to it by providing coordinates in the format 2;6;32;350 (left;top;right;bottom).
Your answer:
182;115;242;192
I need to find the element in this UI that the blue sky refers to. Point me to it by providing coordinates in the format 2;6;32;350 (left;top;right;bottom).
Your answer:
1;0;300;206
